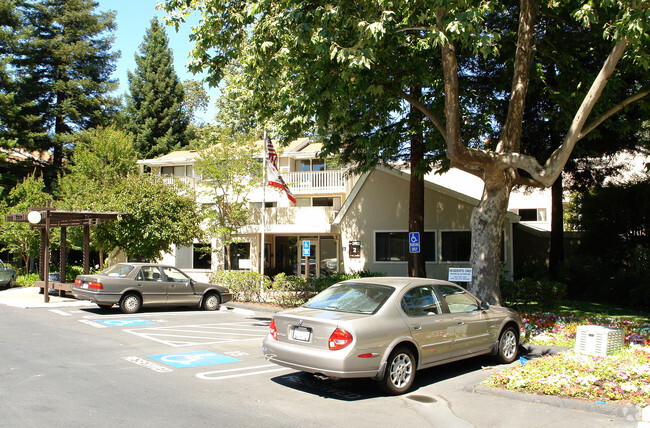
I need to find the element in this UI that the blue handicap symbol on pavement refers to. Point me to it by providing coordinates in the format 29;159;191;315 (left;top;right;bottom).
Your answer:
147;350;240;368
95;318;155;327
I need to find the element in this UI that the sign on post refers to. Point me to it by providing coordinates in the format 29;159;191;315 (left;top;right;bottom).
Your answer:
448;268;472;283
302;240;311;257
408;232;420;254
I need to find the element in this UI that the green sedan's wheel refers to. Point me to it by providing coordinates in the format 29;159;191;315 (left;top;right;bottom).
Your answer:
202;293;221;311
379;347;415;395
119;293;142;314
497;326;518;364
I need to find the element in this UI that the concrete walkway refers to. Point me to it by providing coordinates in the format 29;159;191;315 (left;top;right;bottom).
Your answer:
0;286;95;308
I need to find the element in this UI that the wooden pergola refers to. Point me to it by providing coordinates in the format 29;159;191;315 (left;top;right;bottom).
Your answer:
4;201;120;302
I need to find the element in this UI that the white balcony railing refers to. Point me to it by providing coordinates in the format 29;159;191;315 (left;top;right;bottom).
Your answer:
282;170;346;194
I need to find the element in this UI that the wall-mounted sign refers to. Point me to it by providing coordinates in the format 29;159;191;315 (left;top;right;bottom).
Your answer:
349;241;361;258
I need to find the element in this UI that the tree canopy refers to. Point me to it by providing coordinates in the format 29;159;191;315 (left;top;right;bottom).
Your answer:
125;17;190;159
163;0;650;303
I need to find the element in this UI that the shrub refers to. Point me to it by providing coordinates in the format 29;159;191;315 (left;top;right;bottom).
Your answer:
270;273;315;307
501;277;567;312
16;273;39;287
210;270;271;303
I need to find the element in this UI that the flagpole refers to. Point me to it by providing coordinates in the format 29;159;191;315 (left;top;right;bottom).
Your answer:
260;129;267;301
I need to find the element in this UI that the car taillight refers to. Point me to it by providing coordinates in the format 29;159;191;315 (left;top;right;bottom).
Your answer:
88;282;103;289
269;319;278;340
74;279;81;286
328;328;353;351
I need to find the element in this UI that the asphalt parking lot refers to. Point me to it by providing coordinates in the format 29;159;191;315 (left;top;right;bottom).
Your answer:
1;286;647;427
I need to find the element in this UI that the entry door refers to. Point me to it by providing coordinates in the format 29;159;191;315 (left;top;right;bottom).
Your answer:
299;240;318;277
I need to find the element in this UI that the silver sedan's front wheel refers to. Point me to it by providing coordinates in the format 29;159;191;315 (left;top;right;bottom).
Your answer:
378;347;415;395
497;327;518;363
202;293;220;311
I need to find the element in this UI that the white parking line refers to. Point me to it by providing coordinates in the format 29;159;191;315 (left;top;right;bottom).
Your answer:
196;364;291;380
123;321;269;347
49;309;72;316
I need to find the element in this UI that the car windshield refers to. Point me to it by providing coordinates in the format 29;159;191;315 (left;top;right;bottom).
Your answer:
304;282;394;314
101;264;135;278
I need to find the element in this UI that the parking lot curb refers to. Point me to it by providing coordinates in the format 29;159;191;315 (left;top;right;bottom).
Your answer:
468;381;645;422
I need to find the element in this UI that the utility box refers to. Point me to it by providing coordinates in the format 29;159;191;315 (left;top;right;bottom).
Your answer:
575;325;625;357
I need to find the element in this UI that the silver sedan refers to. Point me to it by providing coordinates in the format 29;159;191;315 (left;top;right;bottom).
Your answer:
72;263;232;313
262;277;525;395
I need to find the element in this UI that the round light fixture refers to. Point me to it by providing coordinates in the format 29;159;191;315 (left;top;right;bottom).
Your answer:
27;211;42;224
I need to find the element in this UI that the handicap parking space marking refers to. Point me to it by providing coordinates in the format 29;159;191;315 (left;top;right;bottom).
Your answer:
196;364;291;380
124;321;270;347
94;318;156;327
147;350;240;368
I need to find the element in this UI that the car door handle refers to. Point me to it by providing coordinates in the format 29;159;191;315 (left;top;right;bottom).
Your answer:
457;321;465;325
412;325;422;330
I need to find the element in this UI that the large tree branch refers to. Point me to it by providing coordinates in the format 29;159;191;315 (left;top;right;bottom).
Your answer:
577;89;650;140
399;90;446;142
498;0;539;154
535;39;629;186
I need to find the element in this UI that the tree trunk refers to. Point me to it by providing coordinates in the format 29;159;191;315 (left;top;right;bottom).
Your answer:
408;87;426;278
549;173;564;279
468;170;513;305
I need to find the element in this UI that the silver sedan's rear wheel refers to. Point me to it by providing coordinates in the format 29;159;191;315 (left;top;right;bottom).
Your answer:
497;326;518;363
120;293;142;314
202;293;220;311
378;347;415;395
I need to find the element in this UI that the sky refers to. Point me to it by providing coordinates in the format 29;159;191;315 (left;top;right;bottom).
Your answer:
96;0;218;123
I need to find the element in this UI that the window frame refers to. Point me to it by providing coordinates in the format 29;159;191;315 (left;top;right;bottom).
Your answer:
374;230;437;264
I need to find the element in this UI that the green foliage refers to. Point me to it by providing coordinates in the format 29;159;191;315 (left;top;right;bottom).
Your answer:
0;173;51;268
7;0;120;174
15;272;39;287
210;270;384;307
193;127;262;269
96;173;202;261
501;277;567;312
125;17;189;159
270;273;314;307
210;270;271;303
562;179;650;308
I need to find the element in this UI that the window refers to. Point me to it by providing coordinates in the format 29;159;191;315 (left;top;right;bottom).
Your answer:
375;231;436;262
439;284;479;313
193;243;212;269
139;266;162;281
225;242;251;270
441;231;471;262
516;208;547;222
313;197;334;207
401;286;443;316
162;266;191;283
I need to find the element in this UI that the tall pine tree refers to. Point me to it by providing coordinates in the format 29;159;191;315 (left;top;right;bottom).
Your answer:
10;0;120;180
125;17;189;159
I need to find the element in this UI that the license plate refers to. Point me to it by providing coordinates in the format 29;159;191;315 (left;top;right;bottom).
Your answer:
292;326;311;342
82;283;88;289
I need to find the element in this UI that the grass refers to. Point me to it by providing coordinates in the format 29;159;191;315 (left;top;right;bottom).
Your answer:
484;300;650;407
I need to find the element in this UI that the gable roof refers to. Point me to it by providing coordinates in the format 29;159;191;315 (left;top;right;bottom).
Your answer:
332;166;519;225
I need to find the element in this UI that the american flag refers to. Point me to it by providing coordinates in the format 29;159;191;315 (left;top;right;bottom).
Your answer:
265;135;295;203
266;135;278;169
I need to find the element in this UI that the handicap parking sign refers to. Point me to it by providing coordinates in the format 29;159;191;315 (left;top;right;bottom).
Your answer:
302;240;311;257
408;232;420;254
147;350;240;368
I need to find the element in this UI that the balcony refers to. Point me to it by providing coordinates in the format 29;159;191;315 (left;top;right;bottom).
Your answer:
282;170;347;194
249;206;336;228
158;175;196;190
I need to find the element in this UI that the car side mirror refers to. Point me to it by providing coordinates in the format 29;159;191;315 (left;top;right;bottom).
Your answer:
480;301;489;311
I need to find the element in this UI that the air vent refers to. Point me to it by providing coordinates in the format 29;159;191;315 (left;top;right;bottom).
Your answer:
575;325;625;357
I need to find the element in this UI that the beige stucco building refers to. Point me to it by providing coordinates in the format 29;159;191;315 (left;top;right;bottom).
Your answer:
138;139;520;282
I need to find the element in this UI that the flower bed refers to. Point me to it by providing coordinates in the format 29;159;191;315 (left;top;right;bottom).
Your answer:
523;313;650;347
483;347;650;406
